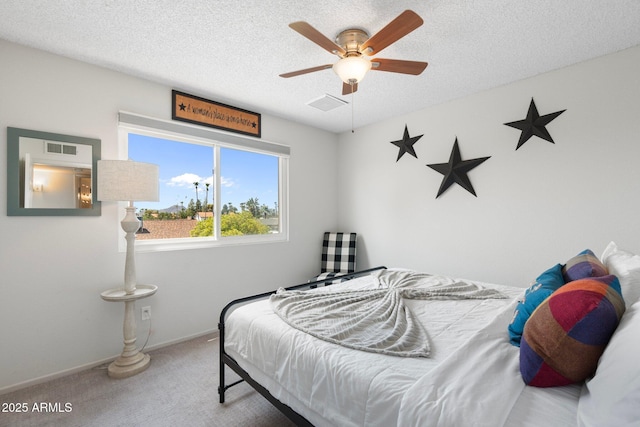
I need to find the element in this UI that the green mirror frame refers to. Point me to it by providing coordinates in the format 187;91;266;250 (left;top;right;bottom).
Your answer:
7;127;101;216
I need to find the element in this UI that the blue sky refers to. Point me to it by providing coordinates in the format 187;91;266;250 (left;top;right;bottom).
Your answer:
127;133;278;211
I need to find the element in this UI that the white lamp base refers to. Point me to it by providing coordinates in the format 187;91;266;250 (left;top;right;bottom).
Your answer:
108;351;151;379
101;283;158;379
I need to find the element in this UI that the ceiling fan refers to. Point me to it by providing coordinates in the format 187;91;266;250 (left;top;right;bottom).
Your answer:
279;10;428;95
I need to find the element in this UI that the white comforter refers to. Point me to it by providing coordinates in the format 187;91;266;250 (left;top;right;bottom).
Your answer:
224;270;580;426
398;297;524;426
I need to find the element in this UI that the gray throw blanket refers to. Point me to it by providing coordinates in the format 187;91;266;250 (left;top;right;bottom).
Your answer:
270;270;507;358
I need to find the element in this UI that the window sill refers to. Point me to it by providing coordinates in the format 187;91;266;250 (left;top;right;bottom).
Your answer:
132;233;289;253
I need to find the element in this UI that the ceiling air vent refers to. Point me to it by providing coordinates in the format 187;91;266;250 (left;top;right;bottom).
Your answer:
307;94;348;112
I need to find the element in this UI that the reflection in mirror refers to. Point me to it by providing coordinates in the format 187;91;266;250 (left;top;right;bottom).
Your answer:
7;127;101;216
21;138;93;209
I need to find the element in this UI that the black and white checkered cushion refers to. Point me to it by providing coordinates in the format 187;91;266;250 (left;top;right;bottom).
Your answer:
309;232;357;286
321;232;357;274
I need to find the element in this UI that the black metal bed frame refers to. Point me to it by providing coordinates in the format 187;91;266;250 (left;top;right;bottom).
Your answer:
218;266;387;426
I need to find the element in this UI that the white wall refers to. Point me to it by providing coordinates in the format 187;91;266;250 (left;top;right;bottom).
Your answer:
0;40;339;391
338;45;640;287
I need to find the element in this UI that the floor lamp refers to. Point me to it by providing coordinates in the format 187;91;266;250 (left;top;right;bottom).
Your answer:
97;159;159;379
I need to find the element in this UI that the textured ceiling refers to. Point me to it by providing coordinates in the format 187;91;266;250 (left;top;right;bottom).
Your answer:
1;1;639;134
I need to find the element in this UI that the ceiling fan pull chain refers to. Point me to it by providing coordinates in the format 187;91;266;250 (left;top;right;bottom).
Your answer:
351;81;355;133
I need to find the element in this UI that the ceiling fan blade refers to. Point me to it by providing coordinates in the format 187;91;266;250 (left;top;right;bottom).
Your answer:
279;64;333;78
289;22;346;56
361;10;423;55
371;58;428;75
342;81;358;95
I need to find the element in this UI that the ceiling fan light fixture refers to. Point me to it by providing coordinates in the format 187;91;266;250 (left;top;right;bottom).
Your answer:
332;56;372;84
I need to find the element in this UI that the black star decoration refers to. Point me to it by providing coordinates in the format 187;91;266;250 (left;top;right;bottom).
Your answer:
427;138;490;198
179;103;187;111
504;98;565;150
390;125;423;161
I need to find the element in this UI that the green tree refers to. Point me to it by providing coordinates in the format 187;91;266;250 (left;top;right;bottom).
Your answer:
204;182;210;212
142;209;157;220
245;197;260;217
179;206;189;219
186;199;196;218
190;212;269;237
221;203;238;215
190;218;213;237
220;211;269;236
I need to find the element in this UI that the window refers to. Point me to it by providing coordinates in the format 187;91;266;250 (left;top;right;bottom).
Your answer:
218;147;280;236
117;112;288;251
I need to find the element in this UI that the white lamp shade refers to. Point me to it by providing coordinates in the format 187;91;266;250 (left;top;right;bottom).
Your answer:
97;160;159;202
332;56;372;84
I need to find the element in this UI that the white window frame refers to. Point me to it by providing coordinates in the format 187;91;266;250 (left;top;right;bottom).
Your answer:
116;112;289;253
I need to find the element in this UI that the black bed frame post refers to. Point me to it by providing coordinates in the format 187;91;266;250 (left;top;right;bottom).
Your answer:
218;319;226;403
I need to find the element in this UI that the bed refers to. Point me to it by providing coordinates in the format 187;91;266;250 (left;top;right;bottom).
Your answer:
218;242;640;426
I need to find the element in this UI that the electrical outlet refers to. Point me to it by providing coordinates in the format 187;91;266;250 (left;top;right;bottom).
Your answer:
141;306;151;321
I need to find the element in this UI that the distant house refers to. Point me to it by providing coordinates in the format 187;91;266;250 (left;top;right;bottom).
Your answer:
195;212;213;221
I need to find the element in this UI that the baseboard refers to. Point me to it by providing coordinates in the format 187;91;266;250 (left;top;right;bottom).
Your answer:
0;329;219;395
143;329;219;352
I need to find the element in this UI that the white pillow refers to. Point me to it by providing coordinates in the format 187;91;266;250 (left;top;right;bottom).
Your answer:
577;300;640;426
601;241;640;305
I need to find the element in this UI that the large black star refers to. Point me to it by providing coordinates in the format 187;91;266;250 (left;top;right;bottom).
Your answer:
427;138;490;198
390;125;423;161
504;98;565;150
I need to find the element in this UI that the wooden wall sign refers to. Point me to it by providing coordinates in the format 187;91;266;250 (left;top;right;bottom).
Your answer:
172;90;261;138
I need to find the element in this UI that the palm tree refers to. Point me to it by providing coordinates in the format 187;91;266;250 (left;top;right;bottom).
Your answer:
193;181;200;218
246;197;260;217
204;183;210;212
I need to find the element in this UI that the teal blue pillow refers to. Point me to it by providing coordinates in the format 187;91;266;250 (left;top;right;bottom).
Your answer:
508;264;565;346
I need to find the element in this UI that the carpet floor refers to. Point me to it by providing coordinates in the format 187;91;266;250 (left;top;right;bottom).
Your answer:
0;335;296;427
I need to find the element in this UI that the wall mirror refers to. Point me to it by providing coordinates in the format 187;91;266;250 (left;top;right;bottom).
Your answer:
7;127;101;216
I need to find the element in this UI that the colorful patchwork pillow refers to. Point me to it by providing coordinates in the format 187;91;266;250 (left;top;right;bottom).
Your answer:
520;275;625;387
508;264;565;346
562;249;608;282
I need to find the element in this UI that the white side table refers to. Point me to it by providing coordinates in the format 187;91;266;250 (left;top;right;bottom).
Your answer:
100;284;157;378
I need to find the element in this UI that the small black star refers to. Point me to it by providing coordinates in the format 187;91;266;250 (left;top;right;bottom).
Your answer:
504;98;565;150
179;103;187;111
390;125;423;161
427;138;490;198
